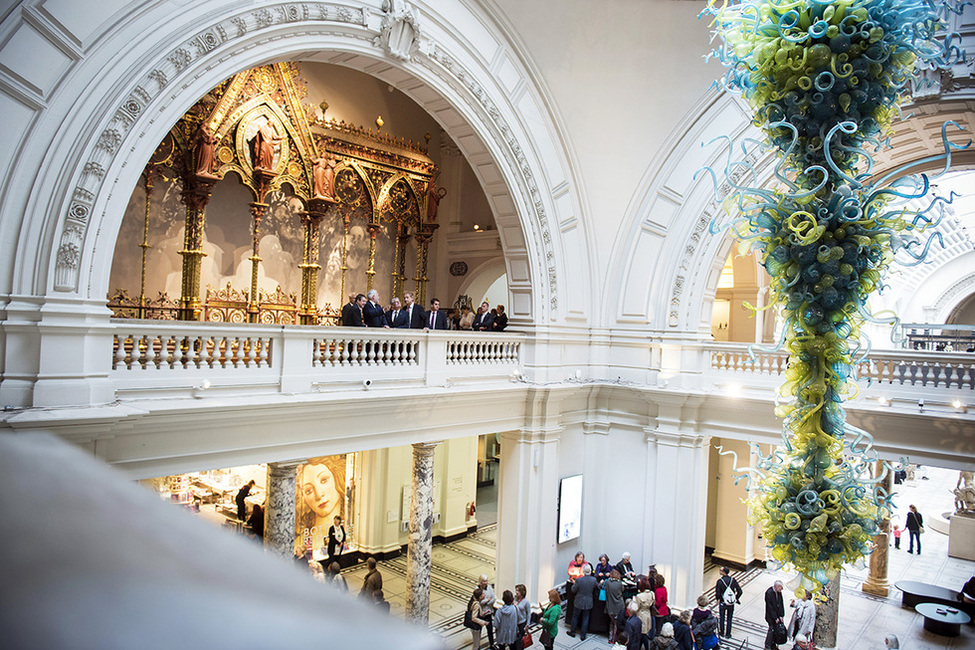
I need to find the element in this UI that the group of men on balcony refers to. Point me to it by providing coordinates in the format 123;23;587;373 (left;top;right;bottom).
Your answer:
341;290;506;332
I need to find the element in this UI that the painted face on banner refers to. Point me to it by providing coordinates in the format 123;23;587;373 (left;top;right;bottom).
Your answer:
301;462;340;520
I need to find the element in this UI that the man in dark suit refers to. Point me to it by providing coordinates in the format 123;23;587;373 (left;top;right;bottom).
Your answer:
764;580;784;650
386;297;405;328
425;298;448;330
568;564;597;640
341;293;366;326
471;301;494;331
362;289;389;328
400;292;425;329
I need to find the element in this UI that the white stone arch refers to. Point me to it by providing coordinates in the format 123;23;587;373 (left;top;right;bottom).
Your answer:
0;0;593;407
606;91;767;334
609;90;975;338
0;0;592;321
933;272;975;323
458;258;507;306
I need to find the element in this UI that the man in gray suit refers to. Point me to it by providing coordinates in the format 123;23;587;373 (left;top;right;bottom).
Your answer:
568;564;597;640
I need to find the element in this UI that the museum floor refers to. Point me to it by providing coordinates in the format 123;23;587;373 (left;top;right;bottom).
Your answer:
339;467;974;649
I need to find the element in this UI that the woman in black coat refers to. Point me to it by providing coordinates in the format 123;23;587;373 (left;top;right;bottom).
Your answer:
905;504;923;554
327;515;346;564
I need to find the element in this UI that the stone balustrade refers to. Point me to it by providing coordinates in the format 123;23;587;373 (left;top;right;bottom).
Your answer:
704;342;975;406
110;320;523;399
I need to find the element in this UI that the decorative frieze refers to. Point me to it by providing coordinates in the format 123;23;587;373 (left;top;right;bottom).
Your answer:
428;44;558;313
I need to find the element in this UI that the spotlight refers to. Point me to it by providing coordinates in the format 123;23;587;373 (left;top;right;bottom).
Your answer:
363;379;372;388
917;398;924;411
724;383;742;397
952;399;967;413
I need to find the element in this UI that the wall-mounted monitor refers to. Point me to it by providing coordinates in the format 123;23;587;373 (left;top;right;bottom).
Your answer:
557;474;582;544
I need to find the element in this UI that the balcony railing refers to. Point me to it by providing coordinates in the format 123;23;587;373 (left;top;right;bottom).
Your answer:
704;342;975;398
110;320;522;399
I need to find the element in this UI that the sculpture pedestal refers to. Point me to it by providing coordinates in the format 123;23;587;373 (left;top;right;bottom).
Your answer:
948;514;975;560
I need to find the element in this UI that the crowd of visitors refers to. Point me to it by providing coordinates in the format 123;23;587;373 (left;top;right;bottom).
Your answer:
301;551;390;615
296;546;849;650
465;574;542;650
340;290;508;331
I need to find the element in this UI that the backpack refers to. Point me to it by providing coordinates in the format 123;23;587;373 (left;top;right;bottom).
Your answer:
721;578;736;606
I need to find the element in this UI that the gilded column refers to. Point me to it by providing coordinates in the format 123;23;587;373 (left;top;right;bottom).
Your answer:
406;441;440;625
397;229;410;299
265;461;301;559
414;231;433;306
391;222;403;299
862;463;893;597
247;202;267;323
300;199;331;324
138;166;155;319
178;176;216;321
340;207;350;302
366;223;380;293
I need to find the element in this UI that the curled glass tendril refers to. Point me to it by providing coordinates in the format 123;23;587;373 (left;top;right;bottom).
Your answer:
700;0;970;592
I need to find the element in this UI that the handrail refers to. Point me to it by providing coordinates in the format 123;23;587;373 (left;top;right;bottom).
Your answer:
703;342;975;391
108;320;524;397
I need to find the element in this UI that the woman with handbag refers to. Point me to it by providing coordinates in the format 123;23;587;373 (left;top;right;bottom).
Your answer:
905;504;924;554
465;587;488;648
494;590;520;650
605;570;625;644
514;584;532;648
539;589;562;650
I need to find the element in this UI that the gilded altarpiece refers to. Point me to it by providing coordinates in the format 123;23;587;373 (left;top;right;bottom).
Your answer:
109;63;439;325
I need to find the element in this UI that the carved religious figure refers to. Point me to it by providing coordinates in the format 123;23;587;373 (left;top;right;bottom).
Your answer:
426;173;447;223
249;120;282;171
956;470;975;513
313;154;337;199
194;123;217;176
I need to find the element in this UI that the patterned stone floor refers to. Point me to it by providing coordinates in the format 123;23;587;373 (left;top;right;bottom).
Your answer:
340;467;973;649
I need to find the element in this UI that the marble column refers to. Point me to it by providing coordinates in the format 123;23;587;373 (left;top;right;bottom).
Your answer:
265;461;301;560
862;463;893;597
406;441;440;625
814;573;840;648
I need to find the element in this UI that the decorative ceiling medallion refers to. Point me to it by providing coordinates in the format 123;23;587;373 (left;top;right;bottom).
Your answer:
449;261;468;276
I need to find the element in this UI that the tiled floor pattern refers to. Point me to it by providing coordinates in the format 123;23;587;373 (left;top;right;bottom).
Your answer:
342;467;973;649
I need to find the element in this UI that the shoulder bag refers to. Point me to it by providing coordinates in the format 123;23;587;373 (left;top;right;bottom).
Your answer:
463;599;479;630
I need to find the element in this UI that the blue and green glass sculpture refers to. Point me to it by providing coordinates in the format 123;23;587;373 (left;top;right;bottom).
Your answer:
701;0;969;590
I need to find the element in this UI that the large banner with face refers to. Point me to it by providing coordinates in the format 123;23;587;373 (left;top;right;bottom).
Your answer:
295;455;347;552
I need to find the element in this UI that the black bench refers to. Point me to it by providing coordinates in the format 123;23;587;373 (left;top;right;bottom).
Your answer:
895;581;975;618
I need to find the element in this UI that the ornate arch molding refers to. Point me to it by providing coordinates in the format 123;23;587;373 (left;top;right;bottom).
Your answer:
4;0;584;323
932;271;975;323
611;92;975;336
607;91;769;333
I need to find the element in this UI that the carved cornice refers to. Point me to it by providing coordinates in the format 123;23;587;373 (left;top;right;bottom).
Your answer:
643;427;709;449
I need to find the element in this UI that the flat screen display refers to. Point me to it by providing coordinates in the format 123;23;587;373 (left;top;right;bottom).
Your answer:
557;474;582;544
